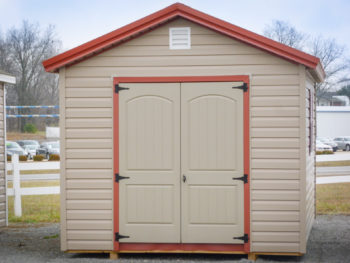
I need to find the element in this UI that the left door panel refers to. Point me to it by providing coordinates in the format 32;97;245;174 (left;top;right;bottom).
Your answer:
118;83;181;243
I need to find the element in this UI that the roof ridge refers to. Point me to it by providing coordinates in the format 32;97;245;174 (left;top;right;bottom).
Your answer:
43;2;325;81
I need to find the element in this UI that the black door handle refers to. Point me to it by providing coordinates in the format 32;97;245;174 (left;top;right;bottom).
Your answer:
183;175;187;183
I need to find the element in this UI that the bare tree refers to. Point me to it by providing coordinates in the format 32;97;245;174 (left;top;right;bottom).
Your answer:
310;36;347;98
263;20;307;50
263;20;348;100
0;21;61;131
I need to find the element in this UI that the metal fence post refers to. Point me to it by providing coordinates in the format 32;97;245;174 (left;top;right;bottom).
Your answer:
12;154;22;217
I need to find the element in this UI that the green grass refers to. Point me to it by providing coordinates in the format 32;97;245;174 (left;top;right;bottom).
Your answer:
7;180;60;223
43;234;59;239
316;183;350;214
7;180;59;188
316;160;350;167
8;195;60;223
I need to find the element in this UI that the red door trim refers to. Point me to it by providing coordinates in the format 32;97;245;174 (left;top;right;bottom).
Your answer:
113;78;120;251
113;75;250;253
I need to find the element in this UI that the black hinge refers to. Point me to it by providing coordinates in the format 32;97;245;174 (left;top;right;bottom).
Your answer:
115;232;130;242
233;233;249;243
233;174;248;184
115;84;130;93
233;82;248;92
115;173;130;183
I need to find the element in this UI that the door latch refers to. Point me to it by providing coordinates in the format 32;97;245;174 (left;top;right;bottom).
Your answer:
182;175;187;183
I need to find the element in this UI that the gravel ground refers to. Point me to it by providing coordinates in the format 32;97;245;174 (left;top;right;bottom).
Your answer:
0;215;349;263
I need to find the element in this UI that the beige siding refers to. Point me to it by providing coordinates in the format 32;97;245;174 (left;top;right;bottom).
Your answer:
305;72;316;245
297;67;316;254
59;68;67;250
0;84;6;228
62;18;303;252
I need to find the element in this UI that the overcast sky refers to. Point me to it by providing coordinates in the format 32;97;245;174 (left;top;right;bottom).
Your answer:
0;0;349;55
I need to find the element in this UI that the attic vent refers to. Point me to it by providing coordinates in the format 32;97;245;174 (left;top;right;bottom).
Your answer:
169;27;191;49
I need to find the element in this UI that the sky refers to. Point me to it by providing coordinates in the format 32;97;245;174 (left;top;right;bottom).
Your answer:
0;0;350;54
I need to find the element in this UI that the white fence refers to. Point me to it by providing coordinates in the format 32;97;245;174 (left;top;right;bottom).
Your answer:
7;154;60;217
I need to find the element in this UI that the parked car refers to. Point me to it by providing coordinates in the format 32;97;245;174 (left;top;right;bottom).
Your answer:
17;140;40;148
6;141;28;157
316;140;333;152
317;137;338;152
17;140;40;159
36;141;60;159
23;144;38;159
333;137;350;151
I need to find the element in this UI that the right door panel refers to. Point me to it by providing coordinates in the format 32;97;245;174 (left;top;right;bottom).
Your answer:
181;82;244;244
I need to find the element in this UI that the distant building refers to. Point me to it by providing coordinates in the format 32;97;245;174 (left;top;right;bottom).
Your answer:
317;106;350;137
317;93;350;106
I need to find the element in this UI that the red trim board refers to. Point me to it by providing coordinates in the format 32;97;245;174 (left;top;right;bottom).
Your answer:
113;78;120;251
113;75;250;253
43;3;324;81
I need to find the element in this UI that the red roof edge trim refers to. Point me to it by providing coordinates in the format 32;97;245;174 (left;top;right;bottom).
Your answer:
176;6;320;68
43;4;181;72
43;2;324;80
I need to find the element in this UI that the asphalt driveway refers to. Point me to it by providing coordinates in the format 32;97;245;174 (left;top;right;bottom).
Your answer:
0;215;349;262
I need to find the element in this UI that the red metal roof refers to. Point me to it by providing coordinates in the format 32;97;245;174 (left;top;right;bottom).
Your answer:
43;3;325;80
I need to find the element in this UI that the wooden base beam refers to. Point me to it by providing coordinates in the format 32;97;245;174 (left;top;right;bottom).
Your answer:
110;252;119;260
255;252;303;256
66;250;120;260
248;253;257;261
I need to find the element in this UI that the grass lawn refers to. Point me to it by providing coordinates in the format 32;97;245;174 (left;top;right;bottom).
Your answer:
316;160;350;167
8;195;60;223
7;180;59;188
316;183;350;214
7;169;60;175
7;180;60;223
7;131;47;141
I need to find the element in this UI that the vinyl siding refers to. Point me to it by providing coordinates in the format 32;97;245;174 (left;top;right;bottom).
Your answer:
0;84;6;228
62;18;303;252
305;73;316;244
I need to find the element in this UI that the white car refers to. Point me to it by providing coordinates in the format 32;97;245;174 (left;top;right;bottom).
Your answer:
316;140;333;152
23;145;38;159
317;137;338;152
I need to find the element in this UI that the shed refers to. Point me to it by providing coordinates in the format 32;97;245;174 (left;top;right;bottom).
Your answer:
0;70;15;228
43;3;324;260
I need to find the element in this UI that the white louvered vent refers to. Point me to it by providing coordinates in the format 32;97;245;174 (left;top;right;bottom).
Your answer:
169;27;191;49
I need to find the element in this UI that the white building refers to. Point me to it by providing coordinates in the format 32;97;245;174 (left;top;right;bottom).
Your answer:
317;106;350;138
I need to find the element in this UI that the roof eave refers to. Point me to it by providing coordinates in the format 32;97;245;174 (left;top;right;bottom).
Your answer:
0;73;16;85
43;3;325;79
43;5;182;73
308;62;326;83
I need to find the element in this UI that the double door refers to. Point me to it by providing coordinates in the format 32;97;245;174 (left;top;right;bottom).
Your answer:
118;82;244;244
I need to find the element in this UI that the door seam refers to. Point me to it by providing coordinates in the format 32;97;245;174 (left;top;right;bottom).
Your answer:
179;82;183;243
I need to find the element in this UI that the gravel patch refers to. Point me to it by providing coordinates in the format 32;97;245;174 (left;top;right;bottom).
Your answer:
0;215;349;262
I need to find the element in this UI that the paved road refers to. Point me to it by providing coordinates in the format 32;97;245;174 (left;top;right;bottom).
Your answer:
0;215;349;262
7;173;60;181
317;175;350;184
317;151;350;162
316;166;350;176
